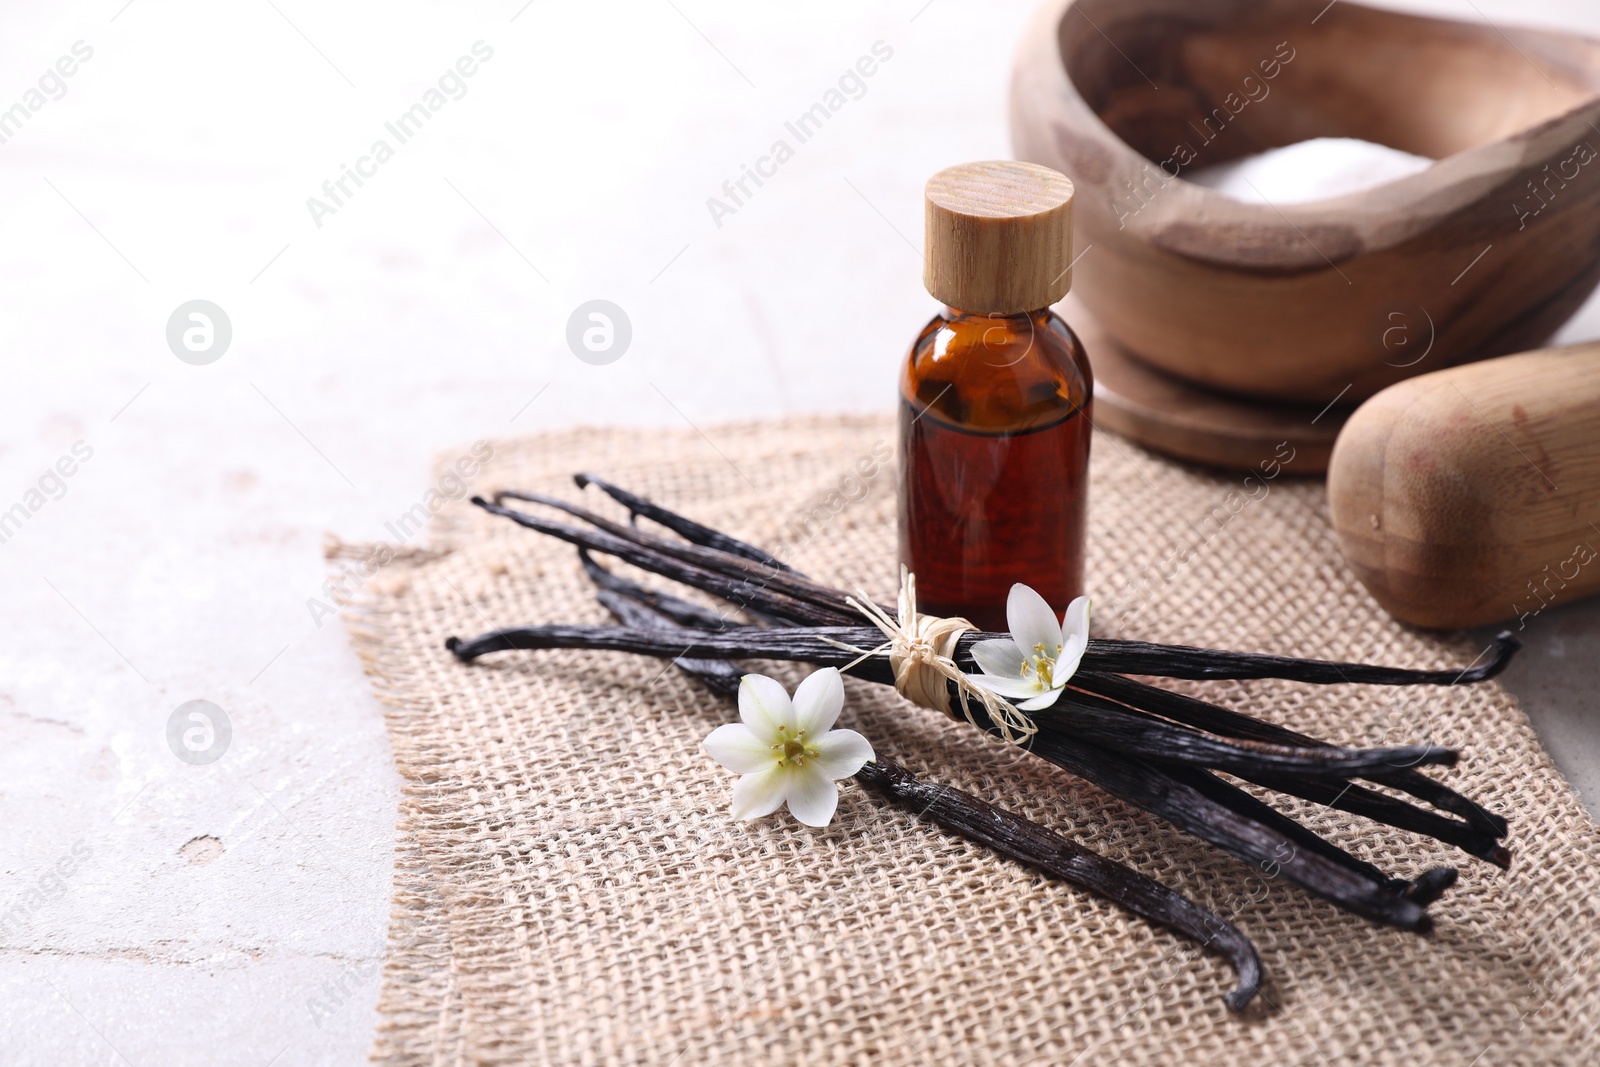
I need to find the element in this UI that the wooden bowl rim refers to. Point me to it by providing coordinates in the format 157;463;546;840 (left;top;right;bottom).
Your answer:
1023;0;1600;241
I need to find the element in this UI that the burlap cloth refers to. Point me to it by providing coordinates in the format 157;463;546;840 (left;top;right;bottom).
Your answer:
339;414;1600;1065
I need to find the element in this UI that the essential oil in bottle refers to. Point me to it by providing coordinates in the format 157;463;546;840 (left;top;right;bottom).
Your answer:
898;160;1092;632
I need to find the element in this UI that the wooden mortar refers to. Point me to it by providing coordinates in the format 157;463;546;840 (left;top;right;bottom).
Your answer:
1012;0;1600;404
1327;344;1600;629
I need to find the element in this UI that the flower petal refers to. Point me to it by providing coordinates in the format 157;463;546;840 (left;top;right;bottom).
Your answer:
1057;634;1087;683
730;766;789;820
738;674;791;741
784;765;840;827
1006;583;1063;661
1060;595;1091;644
790;667;844;736
969;674;1042;699
1018;688;1065;711
811;729;874;779
704;722;775;774
970;638;1026;679
1055;596;1092;681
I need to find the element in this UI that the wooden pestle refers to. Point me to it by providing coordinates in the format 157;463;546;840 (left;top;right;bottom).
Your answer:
1328;343;1600;629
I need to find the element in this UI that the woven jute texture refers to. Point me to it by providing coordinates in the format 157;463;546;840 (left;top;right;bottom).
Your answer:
342;414;1600;1066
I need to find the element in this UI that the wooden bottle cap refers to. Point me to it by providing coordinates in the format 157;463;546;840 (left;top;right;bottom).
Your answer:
924;161;1076;314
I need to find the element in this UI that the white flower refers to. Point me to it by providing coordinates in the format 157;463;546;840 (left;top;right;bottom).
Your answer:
702;668;874;827
967;584;1091;712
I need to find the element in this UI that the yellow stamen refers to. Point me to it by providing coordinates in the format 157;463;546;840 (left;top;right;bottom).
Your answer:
777;728;818;769
1024;644;1056;689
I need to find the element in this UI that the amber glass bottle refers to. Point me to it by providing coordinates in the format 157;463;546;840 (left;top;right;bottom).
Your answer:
898;162;1091;632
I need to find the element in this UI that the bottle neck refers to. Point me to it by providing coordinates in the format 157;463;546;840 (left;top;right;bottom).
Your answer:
942;305;1048;323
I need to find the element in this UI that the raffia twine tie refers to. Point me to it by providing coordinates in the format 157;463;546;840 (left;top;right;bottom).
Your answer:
837;567;1038;746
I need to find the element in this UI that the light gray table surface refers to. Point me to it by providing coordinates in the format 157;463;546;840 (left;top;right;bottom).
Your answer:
1;1;1595;1063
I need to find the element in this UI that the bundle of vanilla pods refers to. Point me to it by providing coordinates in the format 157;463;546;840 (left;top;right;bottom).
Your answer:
445;475;1518;1011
